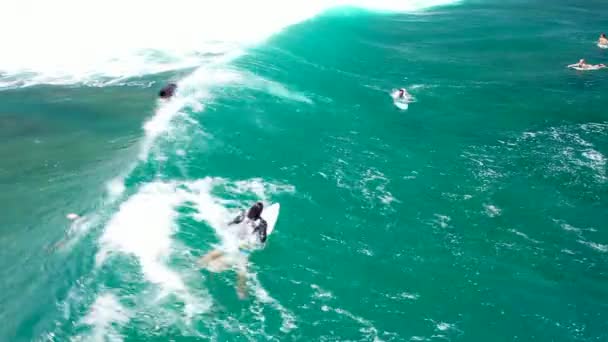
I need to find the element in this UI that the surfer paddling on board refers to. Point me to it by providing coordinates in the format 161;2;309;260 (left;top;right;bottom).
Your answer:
393;88;412;101
159;83;177;99
599;33;608;46
569;59;606;70
199;202;268;298
398;88;407;99
575;59;590;68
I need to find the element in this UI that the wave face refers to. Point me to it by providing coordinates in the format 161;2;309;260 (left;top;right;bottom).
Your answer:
0;0;457;87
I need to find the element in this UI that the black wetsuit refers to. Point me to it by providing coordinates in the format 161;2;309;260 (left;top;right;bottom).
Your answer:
159;83;177;99
230;212;268;243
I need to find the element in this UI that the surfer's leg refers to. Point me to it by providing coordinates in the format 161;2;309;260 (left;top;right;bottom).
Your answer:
236;257;248;299
237;270;247;299
198;249;223;266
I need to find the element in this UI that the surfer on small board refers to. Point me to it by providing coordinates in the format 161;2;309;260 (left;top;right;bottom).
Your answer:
199;202;270;298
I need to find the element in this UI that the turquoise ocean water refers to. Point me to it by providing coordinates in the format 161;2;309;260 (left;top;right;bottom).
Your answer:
1;0;607;340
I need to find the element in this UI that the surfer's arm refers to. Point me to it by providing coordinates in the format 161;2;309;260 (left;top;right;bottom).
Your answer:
229;211;245;225
253;219;268;243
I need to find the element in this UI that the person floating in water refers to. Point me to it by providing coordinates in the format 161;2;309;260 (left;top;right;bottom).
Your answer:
199;202;268;298
598;33;608;46
575;59;590;68
159;83;177;99
393;88;410;102
569;59;606;70
398;88;408;99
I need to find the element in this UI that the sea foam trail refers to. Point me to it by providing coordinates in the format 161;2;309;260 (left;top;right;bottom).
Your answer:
91;178;295;338
76;293;130;342
0;0;458;88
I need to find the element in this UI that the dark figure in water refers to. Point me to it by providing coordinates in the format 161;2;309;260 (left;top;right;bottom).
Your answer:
159;83;177;99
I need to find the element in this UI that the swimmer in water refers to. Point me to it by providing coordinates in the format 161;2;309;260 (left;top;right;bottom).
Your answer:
599;33;608;46
159;83;177;99
394;88;409;101
577;59;589;68
199;202;268;298
398;88;406;99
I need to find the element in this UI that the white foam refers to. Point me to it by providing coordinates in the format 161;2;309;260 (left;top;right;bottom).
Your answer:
244;74;313;104
66;213;80;220
484;204;501;217
0;0;458;88
79;293;129;342
560;222;582;233
333;307;382;341
137;68;240;161
582;149;605;163
436;322;453;331
97;182;184;285
509;229;540;244
96;181;210;318
386;291;420;301
106;177;127;198
249;272;297;333
581;149;606;181
359;248;375;256
433;214;451;228
399;292;420;300
311;284;334;300
229;178;296;203
360;168;399;207
578;240;608;253
103;67;240;200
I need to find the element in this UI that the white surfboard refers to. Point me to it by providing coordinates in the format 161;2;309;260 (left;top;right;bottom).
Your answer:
394;100;409;110
263;203;280;236
568;64;606;71
598;43;608;49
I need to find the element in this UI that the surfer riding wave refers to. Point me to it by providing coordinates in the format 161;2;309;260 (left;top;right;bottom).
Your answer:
199;202;269;298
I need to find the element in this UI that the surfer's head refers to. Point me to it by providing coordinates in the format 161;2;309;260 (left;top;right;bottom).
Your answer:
579;59;585;64
247;202;264;220
602;33;606;38
159;83;177;99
